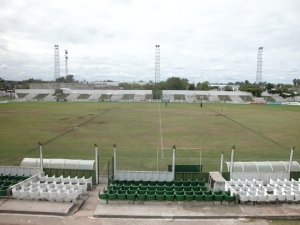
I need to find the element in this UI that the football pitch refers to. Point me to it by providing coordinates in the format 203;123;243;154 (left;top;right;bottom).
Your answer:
0;101;299;174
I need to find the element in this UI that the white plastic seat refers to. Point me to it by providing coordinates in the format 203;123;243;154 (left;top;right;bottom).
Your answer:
284;178;291;186
257;192;268;202
40;189;49;199
255;179;263;186
57;189;67;200
238;178;247;186
72;186;82;197
48;188;58;199
61;176;70;183
248;191;258;201
53;176;61;182
269;178;278;186
248;186;256;192
12;186;21;198
29;183;39;189
55;183;63;190
21;181;30;188
267;184;274;192
83;177;92;186
39;175;48;182
277;179;284;186
285;190;295;201
63;184;71;191
239;191;249;202
291;178;299;185
66;189;78;203
246;179;255;186
46;183;55;189
76;176;84;183
29;187;40;198
20;187;30;197
78;182;87;194
267;194;277;202
295;193;300;201
231;179;240;186
69;176;77;183
276;191;286;201
38;183;47;189
46;175;55;182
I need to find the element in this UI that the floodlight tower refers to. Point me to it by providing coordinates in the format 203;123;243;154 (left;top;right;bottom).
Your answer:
54;45;60;80
65;50;68;77
155;45;160;85
256;47;263;84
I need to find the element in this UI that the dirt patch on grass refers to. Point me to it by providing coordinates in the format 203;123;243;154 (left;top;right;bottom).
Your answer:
97;121;107;124
77;116;85;119
60;118;69;120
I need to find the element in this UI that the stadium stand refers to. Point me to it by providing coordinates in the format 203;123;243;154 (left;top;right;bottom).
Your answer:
218;95;232;102
239;95;254;102
264;96;276;102
111;94;123;101
208;95;220;102
44;94;56;101
185;94;196;102
88;94;100;101
133;94;146;101
23;93;36;100
65;93;79;100
145;94;152;100
229;95;243;102
56;94;69;100
77;94;90;99
196;95;209;101
162;94;174;101
174;94;186;101
33;94;49;100
99;94;112;101
122;94;135;100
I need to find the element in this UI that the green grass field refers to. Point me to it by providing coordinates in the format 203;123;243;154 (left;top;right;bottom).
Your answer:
0;101;299;174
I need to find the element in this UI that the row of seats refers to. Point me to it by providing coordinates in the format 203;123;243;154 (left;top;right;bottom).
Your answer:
107;184;208;192
99;189;235;203
269;178;299;186
228;178;264;186
0;174;30;196
12;181;86;203
38;175;92;186
109;178;206;187
239;190;300;202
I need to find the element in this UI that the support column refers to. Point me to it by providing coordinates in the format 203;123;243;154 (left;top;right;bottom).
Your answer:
38;142;43;170
220;151;224;174
288;146;295;180
95;144;98;185
172;145;176;180
229;145;235;174
113;144;117;180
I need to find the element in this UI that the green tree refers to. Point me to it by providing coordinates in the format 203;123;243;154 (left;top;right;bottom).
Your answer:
165;77;187;90
196;81;209;90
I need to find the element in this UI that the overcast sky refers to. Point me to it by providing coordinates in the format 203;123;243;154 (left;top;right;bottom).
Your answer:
0;0;299;84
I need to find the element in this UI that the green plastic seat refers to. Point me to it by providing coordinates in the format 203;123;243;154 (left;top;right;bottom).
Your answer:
148;186;156;191
118;179;126;186
127;193;136;200
141;180;149;186
174;180;182;186
224;194;235;203
175;191;184;195
213;193;224;202
194;192;204;201
199;186;207;191
156;190;164;195
191;186;200;191
137;193;146;201
165;181;173;186
130;185;139;191
165;191;173;195
146;193;156;200
108;193;116;200
147;190;155;195
138;190;147;195
183;186;191;191
126;180;133;185
175;194;185;201
133;180;141;186
185;193;194;201
165;194;175;201
204;193;213;202
98;191;108;200
182;180;190;187
139;186;148;190
149;180;157;186
127;190;136;194
174;186;183;192
190;180;198;186
156;194;165;201
157;181;165;186
156;186;164;191
165;186;173;191
117;193;126;200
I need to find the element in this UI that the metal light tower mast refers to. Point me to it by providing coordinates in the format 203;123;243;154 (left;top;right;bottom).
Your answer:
65;50;68;77
54;45;60;80
256;47;263;84
155;45;160;85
